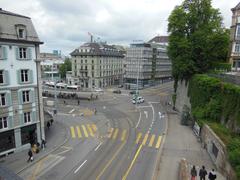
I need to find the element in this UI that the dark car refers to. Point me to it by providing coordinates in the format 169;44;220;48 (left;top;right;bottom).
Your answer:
113;89;121;94
129;90;137;95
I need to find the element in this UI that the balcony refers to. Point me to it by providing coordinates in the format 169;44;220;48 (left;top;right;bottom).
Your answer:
231;52;240;57
79;69;88;72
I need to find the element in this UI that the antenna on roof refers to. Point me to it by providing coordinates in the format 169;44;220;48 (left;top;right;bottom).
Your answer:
88;32;93;43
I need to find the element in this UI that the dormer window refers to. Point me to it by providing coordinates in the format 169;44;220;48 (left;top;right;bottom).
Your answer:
19;29;25;38
15;24;26;39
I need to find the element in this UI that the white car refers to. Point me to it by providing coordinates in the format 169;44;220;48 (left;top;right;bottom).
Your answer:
132;96;144;104
95;88;103;92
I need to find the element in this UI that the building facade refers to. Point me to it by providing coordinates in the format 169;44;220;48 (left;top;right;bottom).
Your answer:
70;42;124;89
124;42;172;89
0;9;44;155
229;3;240;71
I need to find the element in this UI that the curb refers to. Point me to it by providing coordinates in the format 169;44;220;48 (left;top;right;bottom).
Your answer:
16;120;70;175
152;103;170;180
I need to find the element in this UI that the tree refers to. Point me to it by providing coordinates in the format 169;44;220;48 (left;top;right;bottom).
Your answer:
168;0;230;81
59;58;72;78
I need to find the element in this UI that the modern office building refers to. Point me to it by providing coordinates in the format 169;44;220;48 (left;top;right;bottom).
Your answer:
70;42;124;89
229;3;240;71
0;8;45;155
124;42;171;89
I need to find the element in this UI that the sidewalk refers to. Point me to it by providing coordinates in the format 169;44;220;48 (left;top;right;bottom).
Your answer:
0;120;69;175
158;113;225;180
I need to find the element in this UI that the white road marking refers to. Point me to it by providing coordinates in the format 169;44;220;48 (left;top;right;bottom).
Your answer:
144;111;148;119
149;103;155;134
74;160;87;174
137;106;151;108
135;111;142;128
94;143;102;151
69;109;75;114
103;106;106;109
148;102;160;104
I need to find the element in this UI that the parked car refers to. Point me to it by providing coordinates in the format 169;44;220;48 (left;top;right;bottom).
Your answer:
113;89;121;94
118;85;123;88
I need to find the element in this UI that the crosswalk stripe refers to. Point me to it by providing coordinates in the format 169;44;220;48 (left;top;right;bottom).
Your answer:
76;126;82;138
148;134;155;147
108;128;114;138
155;136;162;149
82;125;88;138
70;126;76;138
87;124;94;137
121;129;127;141
136;133;142;144
142;133;149;146
112;128;119;140
92;124;97;132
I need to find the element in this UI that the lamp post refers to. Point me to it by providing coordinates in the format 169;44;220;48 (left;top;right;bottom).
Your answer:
51;62;57;115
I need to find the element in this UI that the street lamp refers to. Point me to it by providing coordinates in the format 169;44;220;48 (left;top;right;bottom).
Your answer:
51;62;57;115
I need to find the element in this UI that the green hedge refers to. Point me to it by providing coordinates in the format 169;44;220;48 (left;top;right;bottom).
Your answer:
188;74;240;178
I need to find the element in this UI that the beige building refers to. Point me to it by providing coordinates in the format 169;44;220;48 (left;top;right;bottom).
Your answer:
229;3;240;71
70;42;124;89
0;8;44;155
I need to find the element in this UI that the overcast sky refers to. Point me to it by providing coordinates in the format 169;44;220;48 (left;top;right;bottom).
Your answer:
1;0;239;55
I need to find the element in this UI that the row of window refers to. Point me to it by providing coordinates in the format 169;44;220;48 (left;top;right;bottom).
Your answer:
0;111;35;130
0;90;34;107
0;69;33;85
0;46;32;60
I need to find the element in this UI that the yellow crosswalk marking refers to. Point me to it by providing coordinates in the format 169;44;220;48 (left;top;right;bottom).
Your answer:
148;134;155;147
135;133;142;144
82;125;88;138
108;128;114;138
112;128;119;140
76;126;82;138
121;129;127;141
142;133;149;146
155;136;162;149
87;124;94;137
92;124;97;132
70;126;76;138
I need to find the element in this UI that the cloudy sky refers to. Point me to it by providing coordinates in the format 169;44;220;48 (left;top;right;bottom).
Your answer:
1;0;239;55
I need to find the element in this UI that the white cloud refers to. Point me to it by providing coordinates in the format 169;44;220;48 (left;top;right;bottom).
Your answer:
1;0;239;55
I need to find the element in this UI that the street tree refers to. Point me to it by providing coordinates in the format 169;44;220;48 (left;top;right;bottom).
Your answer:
59;58;72;78
168;0;230;81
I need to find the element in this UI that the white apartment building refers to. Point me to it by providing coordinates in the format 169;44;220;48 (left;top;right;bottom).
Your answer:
70;42;124;89
124;42;172;89
0;9;44;155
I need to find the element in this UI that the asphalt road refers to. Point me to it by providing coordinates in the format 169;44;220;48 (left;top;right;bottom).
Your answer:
21;81;173;180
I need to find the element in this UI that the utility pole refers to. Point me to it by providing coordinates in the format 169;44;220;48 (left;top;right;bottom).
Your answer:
51;62;57;115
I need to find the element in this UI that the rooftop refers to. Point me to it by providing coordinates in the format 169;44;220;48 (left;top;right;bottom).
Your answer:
148;36;169;44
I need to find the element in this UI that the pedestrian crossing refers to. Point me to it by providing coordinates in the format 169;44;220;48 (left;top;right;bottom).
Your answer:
69;126;163;149
70;124;97;139
106;128;162;149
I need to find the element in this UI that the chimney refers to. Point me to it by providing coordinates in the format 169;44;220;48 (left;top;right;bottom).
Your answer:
90;35;93;43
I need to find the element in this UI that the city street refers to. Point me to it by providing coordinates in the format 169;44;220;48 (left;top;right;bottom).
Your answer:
19;82;173;180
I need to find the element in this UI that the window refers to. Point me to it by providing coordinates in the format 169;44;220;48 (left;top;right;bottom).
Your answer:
19;29;24;38
24;112;31;123
0;117;8;129
21;70;29;82
0;70;3;84
19;48;27;59
235;43;240;53
22;90;30;103
0;93;6;106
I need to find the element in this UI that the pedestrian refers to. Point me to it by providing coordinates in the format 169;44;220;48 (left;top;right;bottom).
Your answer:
63;100;66;104
50;119;53;125
47;121;50;129
191;165;197;180
199;166;207;180
94;108;97;115
41;139;46;150
27;149;33;162
208;169;217;180
78;100;80;105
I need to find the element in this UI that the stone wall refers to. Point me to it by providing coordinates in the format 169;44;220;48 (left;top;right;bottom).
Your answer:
201;125;236;180
175;80;191;113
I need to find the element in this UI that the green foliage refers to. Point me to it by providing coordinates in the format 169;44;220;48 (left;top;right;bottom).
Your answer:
188;74;240;178
210;62;231;72
168;0;230;81
59;58;72;78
